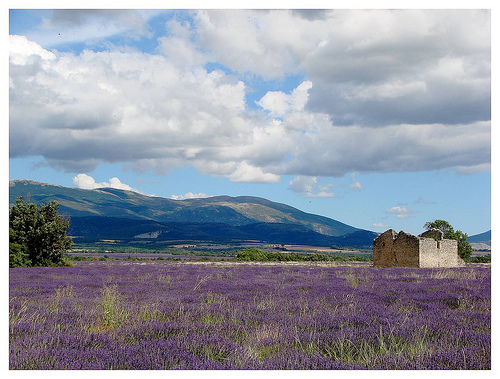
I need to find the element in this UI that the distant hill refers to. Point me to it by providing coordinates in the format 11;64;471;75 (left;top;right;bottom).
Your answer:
10;179;374;247
468;230;491;244
468;230;491;252
67;216;377;247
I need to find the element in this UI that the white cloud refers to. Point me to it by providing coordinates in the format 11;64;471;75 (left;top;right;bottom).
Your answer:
257;81;313;117
9;10;490;183
301;10;490;127
193;9;314;79
386;206;418;219
373;223;390;229
228;162;280;184
171;192;211;200
157;34;207;68
194;10;490;127
72;174;99;189
257;91;290;118
9;35;56;65
27;10;159;48
288;176;335;198
289;176;316;194
72;174;136;192
9;35;258;179
454;163;491;175
415;196;435;205
350;173;363;190
281;121;490;177
347;80;428;100
311;191;335;199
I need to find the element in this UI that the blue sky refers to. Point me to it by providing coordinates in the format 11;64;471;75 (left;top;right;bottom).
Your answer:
8;7;492;236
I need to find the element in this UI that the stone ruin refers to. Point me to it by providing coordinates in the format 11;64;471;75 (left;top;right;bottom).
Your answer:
373;228;466;268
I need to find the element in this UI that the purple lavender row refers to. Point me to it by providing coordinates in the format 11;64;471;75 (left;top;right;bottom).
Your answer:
10;261;490;369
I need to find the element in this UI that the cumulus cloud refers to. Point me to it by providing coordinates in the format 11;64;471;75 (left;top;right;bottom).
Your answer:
288;176;335;198
386;206;418;219
9;35;56;64
193;9;312;79
194;10;490;126
289;176;316;194
311;192;336;199
9;9;490;184
228;162;280;183
257;81;313;118
373;223;390;229
28;10;160;48
302;10;490;127
454;163;491;175
43;9;150;34
9;34;260;178
72;174;137;192
280;121;490;177
170;192;211;200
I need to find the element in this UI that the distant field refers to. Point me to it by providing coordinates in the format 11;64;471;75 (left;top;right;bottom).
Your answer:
281;244;368;254
10;261;490;369
67;242;373;262
66;252;233;260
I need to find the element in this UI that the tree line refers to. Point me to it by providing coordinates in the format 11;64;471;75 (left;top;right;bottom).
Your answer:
9;197;479;267
234;248;371;262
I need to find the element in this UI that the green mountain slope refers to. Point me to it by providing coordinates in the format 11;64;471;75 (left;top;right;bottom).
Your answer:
65;216;377;247
10;179;360;237
468;230;491;244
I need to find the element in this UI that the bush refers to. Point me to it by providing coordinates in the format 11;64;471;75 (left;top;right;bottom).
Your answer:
234;248;271;261
467;254;491;263
233;248;368;262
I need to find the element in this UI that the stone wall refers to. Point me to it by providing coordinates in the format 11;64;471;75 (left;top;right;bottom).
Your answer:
373;229;396;267
419;237;464;268
373;229;420;267
419;228;444;241
373;228;464;268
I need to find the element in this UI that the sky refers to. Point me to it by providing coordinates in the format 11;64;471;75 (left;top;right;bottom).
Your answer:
7;4;493;237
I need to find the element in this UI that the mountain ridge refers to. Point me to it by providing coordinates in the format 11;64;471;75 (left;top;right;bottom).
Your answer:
9;179;374;246
467;230;491;244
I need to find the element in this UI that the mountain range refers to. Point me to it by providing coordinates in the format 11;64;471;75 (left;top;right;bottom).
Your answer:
467;230;491;251
9;179;378;247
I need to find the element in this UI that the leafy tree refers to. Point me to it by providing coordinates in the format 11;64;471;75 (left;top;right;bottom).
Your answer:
423;219;472;261
9;197;73;267
9;228;31;267
453;230;473;262
468;254;490;263
424;220;454;236
235;248;272;261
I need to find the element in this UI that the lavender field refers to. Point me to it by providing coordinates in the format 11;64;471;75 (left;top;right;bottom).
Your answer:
9;261;490;370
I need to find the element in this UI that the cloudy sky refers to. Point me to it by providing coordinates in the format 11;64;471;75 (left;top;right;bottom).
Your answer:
8;5;491;236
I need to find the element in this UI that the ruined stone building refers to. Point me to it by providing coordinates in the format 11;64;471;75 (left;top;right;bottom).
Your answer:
373;228;465;268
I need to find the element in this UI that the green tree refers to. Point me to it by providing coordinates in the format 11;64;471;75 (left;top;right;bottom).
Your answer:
423;220;454;237
9;197;73;267
453;230;473;262
9;228;31;267
423;219;472;261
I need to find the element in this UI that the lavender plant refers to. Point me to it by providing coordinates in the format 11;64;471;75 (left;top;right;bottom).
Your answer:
9;261;490;369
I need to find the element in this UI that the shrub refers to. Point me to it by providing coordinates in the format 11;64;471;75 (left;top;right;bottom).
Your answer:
233;248;367;262
468;254;491;263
